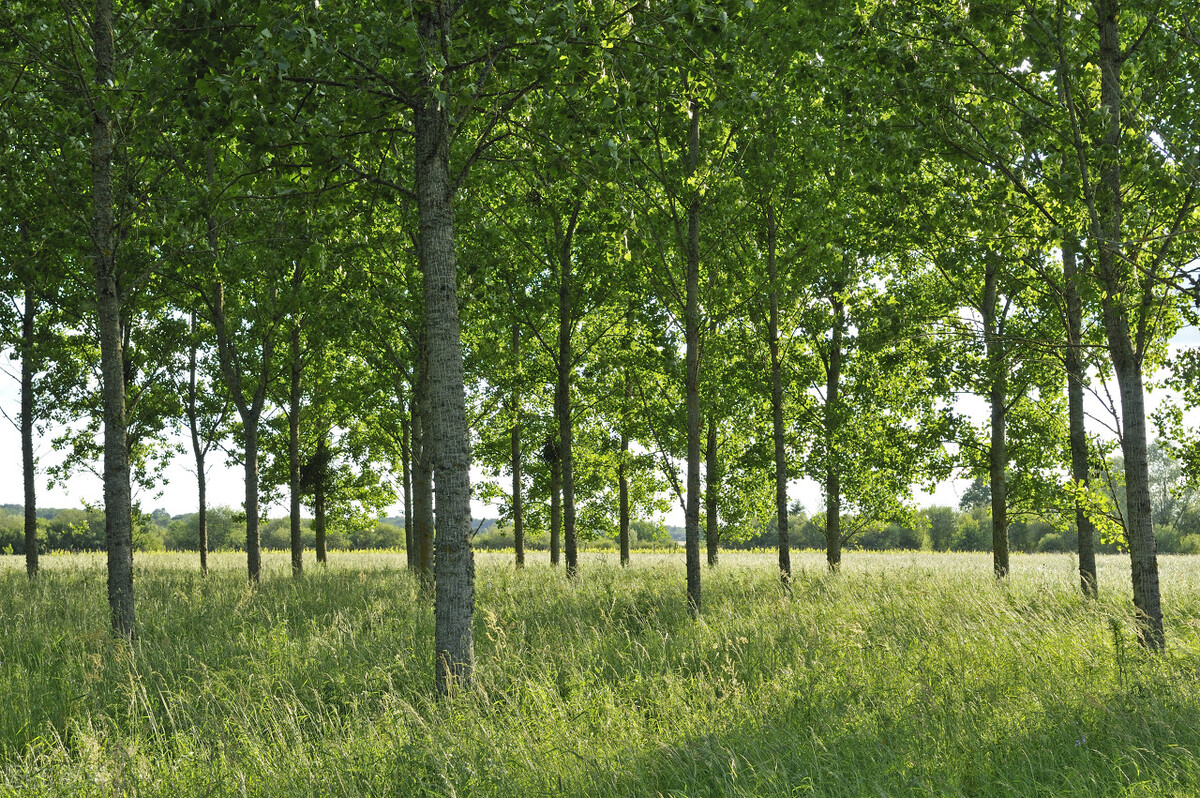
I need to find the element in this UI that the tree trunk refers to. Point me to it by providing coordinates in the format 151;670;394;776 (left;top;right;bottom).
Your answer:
1094;0;1162;649
982;261;1009;578
187;311;208;576
314;436;328;564
289;322;303;578
511;323;524;568
244;418;262;582
825;296;844;571
21;287;38;578
402;409;414;569
1064;240;1097;597
619;370;632;567
684;96;702;617
705;416;719;566
556;203;581;578
413;348;435;580
92;0;135;638
550;448;561;566
768;203;790;584
416;1;475;692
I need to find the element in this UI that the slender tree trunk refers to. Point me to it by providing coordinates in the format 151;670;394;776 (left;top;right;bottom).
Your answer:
413;348;435;580
402;410;414;569
559;252;578;576
314;436;328;564
289;323;303;578
556;205;581;578
1064;241;1097;597
21;287;38;578
1094;0;1162;649
705;416;719;566
982;262;1009;578
416;2;475;692
768;204;790;584
511;323;524;568
684;96;702;617
619;370;632;567
186;311;208;576
825;296;844;571
244;418;262;582
92;0;134;638
550;449;561;566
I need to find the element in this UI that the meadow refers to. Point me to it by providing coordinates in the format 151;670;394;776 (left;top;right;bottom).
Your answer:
1;550;1199;797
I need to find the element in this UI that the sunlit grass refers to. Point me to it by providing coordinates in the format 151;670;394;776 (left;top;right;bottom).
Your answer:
1;550;1198;796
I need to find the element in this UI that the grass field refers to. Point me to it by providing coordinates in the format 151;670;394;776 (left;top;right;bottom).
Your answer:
2;550;1199;796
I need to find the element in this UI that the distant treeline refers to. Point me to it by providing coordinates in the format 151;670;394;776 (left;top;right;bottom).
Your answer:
8;502;1200;557
0;505;407;554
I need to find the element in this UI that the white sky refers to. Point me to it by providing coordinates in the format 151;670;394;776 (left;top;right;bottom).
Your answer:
1;326;1197;525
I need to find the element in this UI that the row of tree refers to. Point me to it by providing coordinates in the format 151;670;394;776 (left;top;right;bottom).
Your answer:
3;0;1199;688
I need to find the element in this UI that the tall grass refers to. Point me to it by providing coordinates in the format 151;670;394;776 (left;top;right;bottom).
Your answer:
1;551;1198;796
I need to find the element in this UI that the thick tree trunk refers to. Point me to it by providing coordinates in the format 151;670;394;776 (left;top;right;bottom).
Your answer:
1094;0;1163;649
982;262;1009;578
511;323;524;568
289;323;303;577
825;296;843;571
705;416;719;566
768;204;790;584
244;419;262;583
416;2;475;692
619;370;632;567
21;287;38;578
684;96;702;617
1064;241;1097;597
92;0;134;638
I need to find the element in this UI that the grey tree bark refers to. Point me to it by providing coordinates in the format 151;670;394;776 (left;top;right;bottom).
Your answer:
684;96;702;617
554;202;581;578
1093;0;1162;648
511;322;525;569
982;261;1009;578
91;0;135;638
186;310;209;575
767;203;790;584
412;343;435;582
705;416;719;566
416;1;475;692
402;408;414;569
619;370;632;567
1063;240;1097;597
289;319;303;577
824;296;843;571
22;287;38;578
313;436;328;565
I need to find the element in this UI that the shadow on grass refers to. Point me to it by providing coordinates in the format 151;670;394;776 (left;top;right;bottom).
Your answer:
565;669;1200;797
